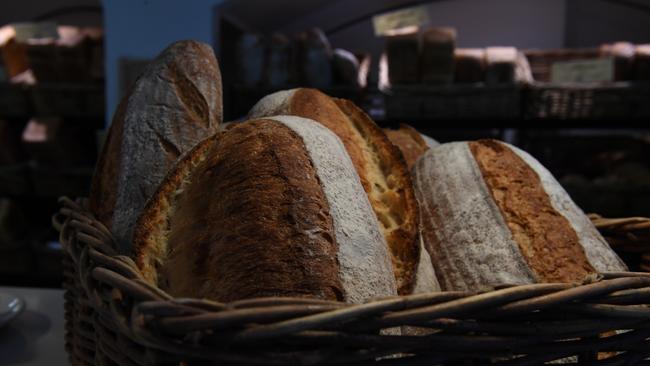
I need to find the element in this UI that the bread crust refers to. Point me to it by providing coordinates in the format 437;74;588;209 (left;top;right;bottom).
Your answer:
134;116;397;303
384;124;430;170
414;140;626;291
89;40;222;253
249;88;421;295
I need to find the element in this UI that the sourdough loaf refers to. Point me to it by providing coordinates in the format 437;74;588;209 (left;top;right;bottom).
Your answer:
454;48;485;83
248;88;430;295
384;124;437;170
485;47;517;85
420;27;456;84
601;42;635;81
636;44;650;81
89;40;222;253
384;30;419;84
414;139;627;291
133;116;397;303
332;48;360;87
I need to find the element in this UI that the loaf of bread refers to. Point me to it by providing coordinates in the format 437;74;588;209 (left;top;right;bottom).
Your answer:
296;28;333;87
384;30;419;85
89;40;222;253
635;44;650;81
601;42;635;81
420;27;456;84
248;88;431;295
485;47;518;85
413;139;627;291
133;116;397;303
332;48;360;87
384;124;438;170
454;48;485;83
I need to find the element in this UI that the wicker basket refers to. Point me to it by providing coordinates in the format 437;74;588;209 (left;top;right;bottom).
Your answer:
524;81;650;120
383;84;521;121
590;214;650;272
54;197;650;365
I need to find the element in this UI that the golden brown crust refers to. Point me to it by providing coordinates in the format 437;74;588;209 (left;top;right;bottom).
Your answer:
287;89;419;295
134;120;343;302
384;124;430;170
469;139;595;283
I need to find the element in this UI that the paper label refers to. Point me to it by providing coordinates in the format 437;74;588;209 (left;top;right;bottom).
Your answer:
373;5;430;36
551;58;614;83
11;22;58;42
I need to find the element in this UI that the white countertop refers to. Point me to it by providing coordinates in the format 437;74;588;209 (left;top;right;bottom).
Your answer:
0;287;68;366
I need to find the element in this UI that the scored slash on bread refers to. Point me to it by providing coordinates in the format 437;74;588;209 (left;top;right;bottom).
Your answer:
248;88;428;295
89;40;222;253
133;116;397;303
413;139;627;292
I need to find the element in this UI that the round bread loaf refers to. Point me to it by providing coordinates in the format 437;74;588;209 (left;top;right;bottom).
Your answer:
133;116;397;303
414;139;628;292
89;40;222;253
248;88;429;295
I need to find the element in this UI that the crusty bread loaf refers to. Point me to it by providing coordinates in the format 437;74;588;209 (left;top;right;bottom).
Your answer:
420;27;456;84
635;44;650;81
384;124;431;170
454;48;485;83
332;48;360;87
133;116;397;303
485;47;518;85
414;139;627;291
248;88;429;295
601;42;635;81
89;40;222;253
384;30;419;84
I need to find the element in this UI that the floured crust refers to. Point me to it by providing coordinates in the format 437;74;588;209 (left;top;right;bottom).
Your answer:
469;140;595;283
414;143;536;291
89;40;222;253
414;140;626;291
134;117;397;303
506;144;627;273
384;124;430;170
249;88;420;295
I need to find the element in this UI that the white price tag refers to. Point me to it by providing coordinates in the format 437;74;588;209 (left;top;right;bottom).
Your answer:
551;58;614;83
11;22;59;42
373;5;430;36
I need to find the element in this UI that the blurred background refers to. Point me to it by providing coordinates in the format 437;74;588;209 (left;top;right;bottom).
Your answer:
0;0;649;288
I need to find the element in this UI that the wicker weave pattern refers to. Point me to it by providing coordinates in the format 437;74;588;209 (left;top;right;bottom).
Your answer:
590;214;650;272
54;197;650;365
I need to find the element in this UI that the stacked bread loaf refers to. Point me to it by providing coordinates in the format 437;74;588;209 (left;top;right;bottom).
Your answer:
413;139;627;291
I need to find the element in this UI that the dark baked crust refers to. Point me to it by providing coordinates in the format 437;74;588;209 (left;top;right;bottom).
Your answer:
286;89;419;295
133;119;343;302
